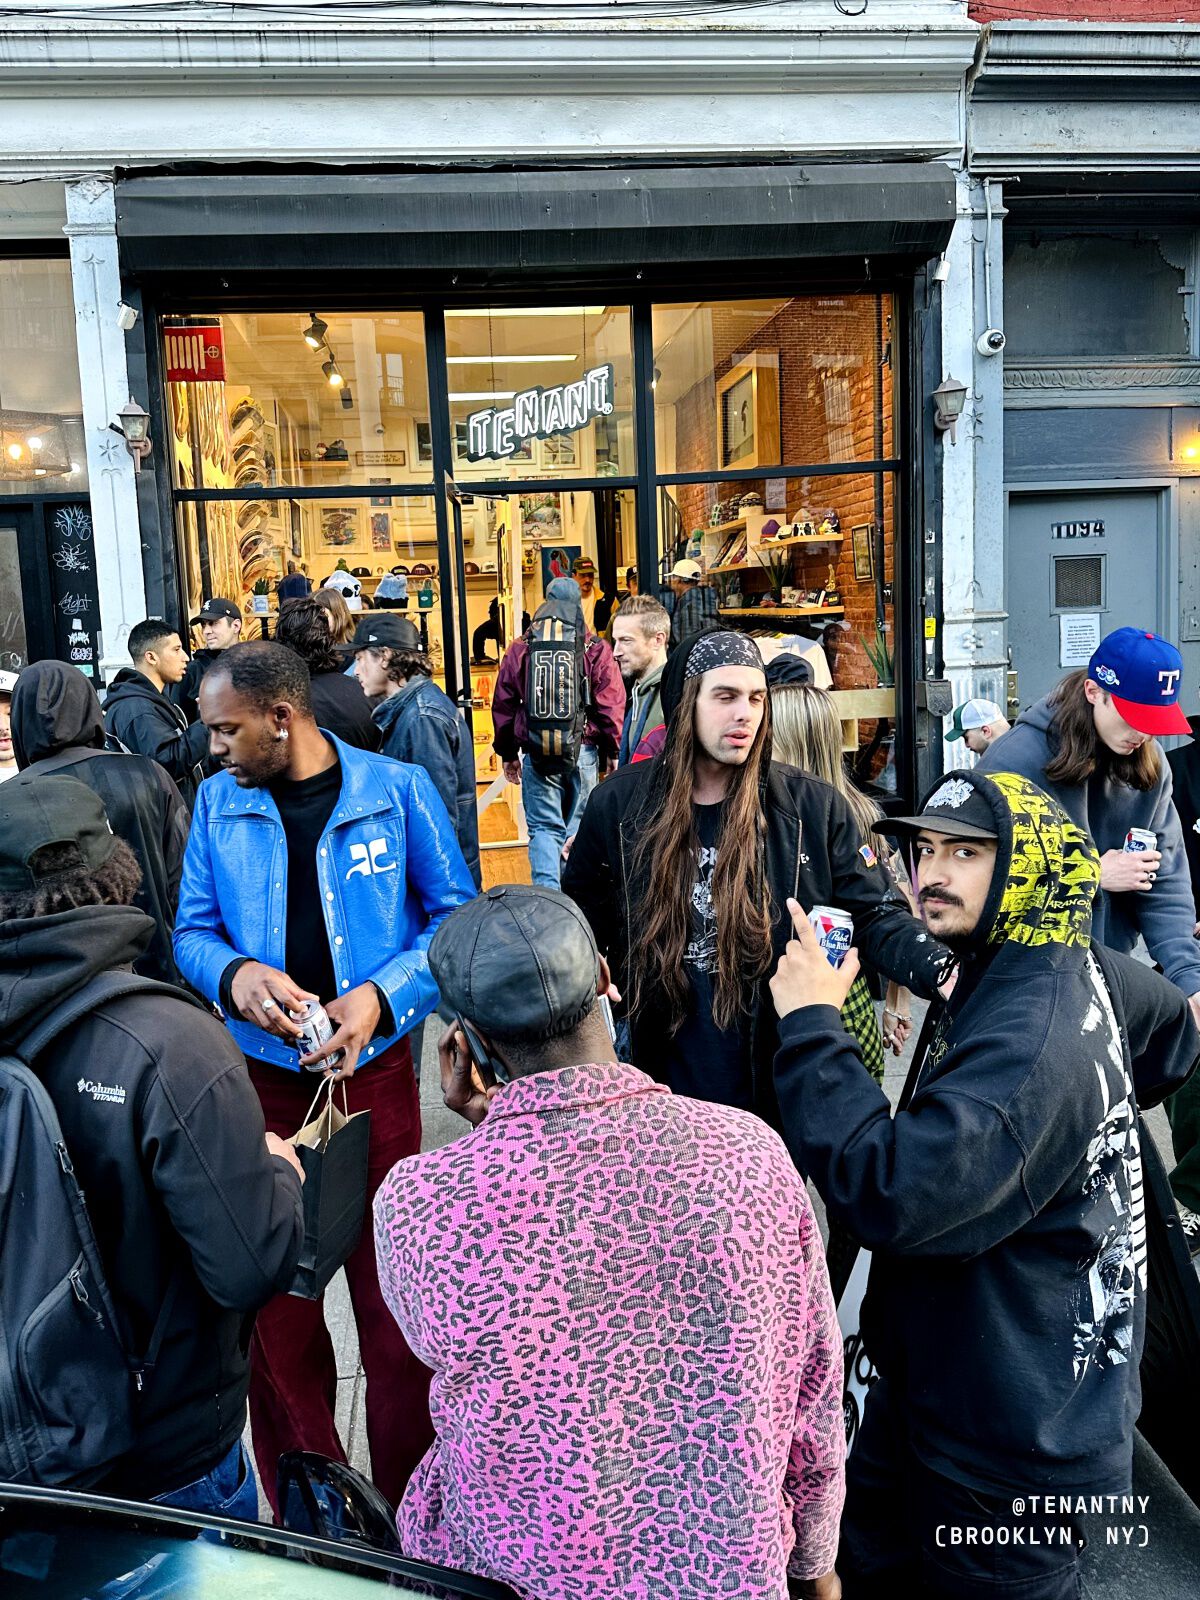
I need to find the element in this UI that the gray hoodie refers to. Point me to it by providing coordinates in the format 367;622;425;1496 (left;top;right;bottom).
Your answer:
978;693;1200;994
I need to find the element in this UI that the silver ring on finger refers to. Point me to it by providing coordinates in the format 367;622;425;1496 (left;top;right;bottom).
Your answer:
261;997;277;1013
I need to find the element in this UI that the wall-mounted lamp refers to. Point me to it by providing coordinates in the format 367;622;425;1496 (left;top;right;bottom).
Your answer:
110;397;152;470
116;302;139;331
931;376;968;446
304;313;329;350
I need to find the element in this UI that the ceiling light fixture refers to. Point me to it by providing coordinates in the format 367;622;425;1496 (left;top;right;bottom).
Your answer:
322;359;345;389
7;442;22;461
27;435;43;450
304;313;329;350
447;307;606;320
445;354;578;366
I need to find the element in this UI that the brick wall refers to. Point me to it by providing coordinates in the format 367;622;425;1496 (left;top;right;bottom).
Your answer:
666;295;896;691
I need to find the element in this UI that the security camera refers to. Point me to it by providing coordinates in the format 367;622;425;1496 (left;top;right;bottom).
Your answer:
976;328;1006;357
116;302;139;331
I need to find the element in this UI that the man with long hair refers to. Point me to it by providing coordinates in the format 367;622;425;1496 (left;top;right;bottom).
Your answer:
562;630;947;1122
978;626;1200;1245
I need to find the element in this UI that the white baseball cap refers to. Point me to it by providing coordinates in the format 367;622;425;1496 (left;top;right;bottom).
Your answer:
0;669;18;697
946;698;1004;741
669;559;703;582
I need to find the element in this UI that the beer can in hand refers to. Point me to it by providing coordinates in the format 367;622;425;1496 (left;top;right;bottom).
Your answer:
1123;828;1158;854
808;905;854;969
290;1001;345;1071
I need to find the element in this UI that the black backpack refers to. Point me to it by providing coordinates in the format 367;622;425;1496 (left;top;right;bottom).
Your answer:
0;972;183;1488
523;599;590;773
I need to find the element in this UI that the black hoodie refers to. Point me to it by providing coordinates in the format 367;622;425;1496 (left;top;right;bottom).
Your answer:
12;661;190;984
0;903;303;1496
103;667;210;809
562;629;948;1125
775;768;1199;1494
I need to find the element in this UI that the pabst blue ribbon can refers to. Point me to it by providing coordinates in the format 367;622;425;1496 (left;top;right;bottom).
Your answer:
808;904;854;968
291;1001;345;1071
1123;828;1158;854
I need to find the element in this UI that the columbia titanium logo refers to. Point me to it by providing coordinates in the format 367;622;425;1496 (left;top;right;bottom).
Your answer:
77;1078;126;1105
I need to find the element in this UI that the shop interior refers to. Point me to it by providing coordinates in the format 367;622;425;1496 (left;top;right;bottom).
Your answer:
164;292;902;855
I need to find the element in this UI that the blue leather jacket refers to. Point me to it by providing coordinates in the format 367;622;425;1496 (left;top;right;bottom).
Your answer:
174;734;476;1071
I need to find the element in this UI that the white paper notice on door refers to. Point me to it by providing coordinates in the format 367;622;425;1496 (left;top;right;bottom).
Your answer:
1060;612;1101;668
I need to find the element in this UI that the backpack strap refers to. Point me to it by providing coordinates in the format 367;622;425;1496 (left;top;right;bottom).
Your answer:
17;972;186;1065
24;746;114;781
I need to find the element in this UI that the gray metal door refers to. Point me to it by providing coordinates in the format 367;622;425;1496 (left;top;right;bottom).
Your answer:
1006;489;1163;712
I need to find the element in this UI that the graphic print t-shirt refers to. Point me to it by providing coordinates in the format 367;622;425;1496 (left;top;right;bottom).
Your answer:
664;801;753;1110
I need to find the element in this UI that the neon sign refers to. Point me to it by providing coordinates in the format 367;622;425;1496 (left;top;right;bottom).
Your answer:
466;364;614;462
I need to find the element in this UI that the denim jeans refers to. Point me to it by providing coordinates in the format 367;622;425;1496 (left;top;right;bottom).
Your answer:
152;1438;259;1527
521;745;599;888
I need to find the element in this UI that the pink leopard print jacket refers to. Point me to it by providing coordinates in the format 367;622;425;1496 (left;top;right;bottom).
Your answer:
374;1062;845;1599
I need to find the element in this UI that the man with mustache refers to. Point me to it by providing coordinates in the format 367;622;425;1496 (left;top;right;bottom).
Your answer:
770;769;1198;1600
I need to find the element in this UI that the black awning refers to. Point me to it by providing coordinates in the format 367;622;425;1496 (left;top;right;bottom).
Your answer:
116;164;957;282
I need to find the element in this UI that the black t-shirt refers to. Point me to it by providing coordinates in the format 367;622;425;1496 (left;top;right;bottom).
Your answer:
269;758;343;1004
663;801;753;1110
310;669;381;752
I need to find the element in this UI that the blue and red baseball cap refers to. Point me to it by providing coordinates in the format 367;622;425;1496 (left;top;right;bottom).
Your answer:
1087;627;1190;736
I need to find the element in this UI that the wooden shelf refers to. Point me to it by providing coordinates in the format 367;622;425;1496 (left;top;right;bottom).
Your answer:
709;560;750;574
759;532;844;550
704;516;751;537
719;605;845;618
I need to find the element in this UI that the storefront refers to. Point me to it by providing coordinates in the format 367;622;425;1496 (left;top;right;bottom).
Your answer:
115;163;955;815
0;253;100;681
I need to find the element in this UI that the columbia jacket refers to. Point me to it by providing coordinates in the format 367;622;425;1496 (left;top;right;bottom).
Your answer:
104;668;210;809
0;903;304;1498
491;630;625;763
775;769;1199;1495
12;661;190;984
174;735;476;1071
374;677;481;889
978;693;1200;994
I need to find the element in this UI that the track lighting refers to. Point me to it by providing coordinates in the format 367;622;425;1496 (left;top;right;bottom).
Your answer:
304;314;329;350
322;359;344;389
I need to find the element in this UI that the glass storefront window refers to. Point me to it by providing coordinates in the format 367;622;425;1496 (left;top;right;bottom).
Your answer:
165;311;430;494
444;306;636;483
652;294;896;475
655;470;898;799
0;258;87;492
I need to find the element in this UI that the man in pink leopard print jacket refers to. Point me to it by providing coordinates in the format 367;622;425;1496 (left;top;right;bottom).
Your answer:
374;885;844;1600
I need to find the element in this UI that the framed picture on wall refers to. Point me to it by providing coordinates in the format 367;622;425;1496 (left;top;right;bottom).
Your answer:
538;433;578;471
715;352;780;470
852;523;875;582
370;512;392;552
414;421;433;464
320;505;359;547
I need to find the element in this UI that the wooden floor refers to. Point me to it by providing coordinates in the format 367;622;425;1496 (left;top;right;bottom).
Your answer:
478;787;531;889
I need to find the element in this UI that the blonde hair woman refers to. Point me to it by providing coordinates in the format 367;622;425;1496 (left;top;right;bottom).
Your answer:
771;683;914;1063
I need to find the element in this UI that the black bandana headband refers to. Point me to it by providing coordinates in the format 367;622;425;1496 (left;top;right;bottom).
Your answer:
683;630;766;681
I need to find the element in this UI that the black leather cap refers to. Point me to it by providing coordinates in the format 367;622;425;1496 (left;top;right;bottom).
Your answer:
429;886;601;1037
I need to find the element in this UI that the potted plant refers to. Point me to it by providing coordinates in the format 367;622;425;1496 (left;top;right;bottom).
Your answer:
251;577;271;615
865;623;894;688
755;546;790;606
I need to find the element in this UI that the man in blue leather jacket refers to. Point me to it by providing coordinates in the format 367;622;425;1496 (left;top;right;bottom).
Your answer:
174;641;475;1516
